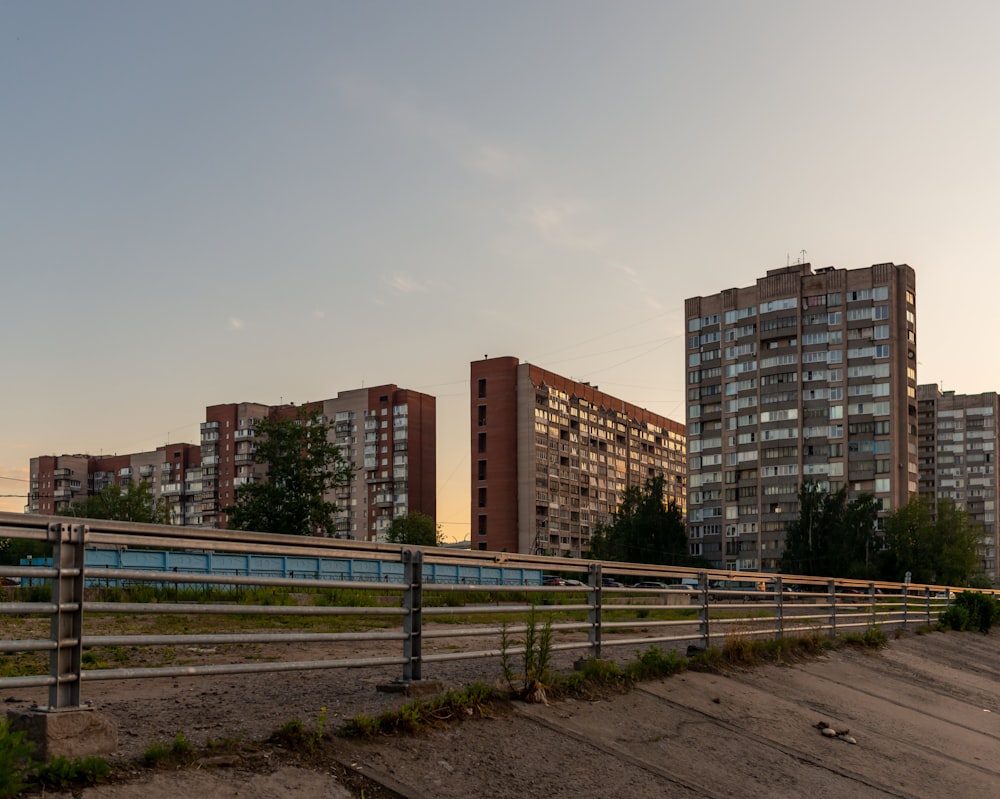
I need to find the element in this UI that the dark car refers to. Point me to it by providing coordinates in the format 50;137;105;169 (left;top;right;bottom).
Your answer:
601;577;623;588
542;574;567;586
633;581;669;589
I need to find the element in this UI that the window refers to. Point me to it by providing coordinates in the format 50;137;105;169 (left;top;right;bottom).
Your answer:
477;378;486;399
478;515;487;535
478;432;487;453
477;460;487;480
477;405;487;426
478;487;487;508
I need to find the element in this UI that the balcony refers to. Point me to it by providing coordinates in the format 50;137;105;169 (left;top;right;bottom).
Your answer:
235;429;255;440
161;483;183;496
200;422;219;432
118;467;133;477
140;465;155;477
53;468;72;478
234;453;256;464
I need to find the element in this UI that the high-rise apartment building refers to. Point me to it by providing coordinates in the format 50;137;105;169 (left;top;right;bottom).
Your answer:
917;385;999;582
684;262;918;572
29;384;435;540
202;386;435;540
470;356;686;556
27;444;203;524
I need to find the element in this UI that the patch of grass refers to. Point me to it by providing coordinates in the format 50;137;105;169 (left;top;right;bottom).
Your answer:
33;754;110;791
268;707;328;753
0;717;36;798
340;682;499;738
842;625;888;649
141;732;195;768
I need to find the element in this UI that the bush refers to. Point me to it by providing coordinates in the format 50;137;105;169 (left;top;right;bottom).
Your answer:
33;755;110;790
939;591;1000;633
0;718;36;798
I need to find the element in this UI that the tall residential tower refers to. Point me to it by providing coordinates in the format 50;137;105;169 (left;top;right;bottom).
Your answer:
684;262;918;571
917;384;999;582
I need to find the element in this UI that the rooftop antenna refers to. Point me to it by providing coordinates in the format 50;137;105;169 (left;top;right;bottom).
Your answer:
799;249;807;264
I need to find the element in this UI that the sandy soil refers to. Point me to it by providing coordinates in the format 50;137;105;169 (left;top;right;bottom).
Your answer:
9;629;1000;798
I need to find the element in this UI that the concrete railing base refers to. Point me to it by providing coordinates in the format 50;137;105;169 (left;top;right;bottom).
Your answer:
7;706;119;760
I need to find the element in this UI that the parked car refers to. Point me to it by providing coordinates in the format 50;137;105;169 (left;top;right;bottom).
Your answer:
601;577;623;588
562;578;587;587
0;577;21;587
633;581;669;589
542;574;567;586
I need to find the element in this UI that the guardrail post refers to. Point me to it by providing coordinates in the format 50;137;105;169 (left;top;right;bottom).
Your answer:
901;584;909;629
924;586;932;626
828;579;837;637
868;582;877;629
401;549;423;682
589;563;602;660
775;577;784;640
48;521;86;710
698;572;710;650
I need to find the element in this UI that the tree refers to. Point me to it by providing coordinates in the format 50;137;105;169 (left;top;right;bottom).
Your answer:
225;410;353;536
588;474;692;565
780;482;878;579
385;512;441;546
879;496;983;585
60;481;171;525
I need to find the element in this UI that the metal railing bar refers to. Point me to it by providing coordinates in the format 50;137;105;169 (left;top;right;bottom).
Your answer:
83;631;409;648
0;603;58;615
80;655;409;682
82;602;407;617
0;639;59;653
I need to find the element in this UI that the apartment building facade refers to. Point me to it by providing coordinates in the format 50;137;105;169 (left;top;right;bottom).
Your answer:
684;262;918;572
202;386;436;540
29;384;435;539
917;385;999;582
27;444;203;524
471;356;686;556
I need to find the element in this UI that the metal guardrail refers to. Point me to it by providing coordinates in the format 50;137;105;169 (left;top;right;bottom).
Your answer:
0;511;980;712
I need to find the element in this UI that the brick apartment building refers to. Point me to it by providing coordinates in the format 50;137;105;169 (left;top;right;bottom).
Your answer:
28;384;436;541
684;262;918;572
27;444;202;524
917;384;1000;582
195;385;436;539
470;356;686;556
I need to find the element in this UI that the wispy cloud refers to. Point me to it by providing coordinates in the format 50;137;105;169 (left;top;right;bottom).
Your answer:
338;76;619;260
228;317;245;331
609;261;663;312
385;272;428;293
528;202;608;252
336;76;522;181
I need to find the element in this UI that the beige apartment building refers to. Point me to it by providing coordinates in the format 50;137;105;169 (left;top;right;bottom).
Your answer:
470;356;686;556
27;444;202;524
684;262;918;572
202;386;435;540
917;385;1000;582
29;384;435;540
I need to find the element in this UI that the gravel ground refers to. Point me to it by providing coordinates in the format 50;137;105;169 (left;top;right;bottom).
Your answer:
8;626;1000;798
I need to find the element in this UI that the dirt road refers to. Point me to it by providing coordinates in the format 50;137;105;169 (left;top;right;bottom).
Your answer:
13;629;1000;798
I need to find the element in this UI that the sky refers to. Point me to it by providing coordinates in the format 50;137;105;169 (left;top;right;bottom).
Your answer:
3;2;1000;542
